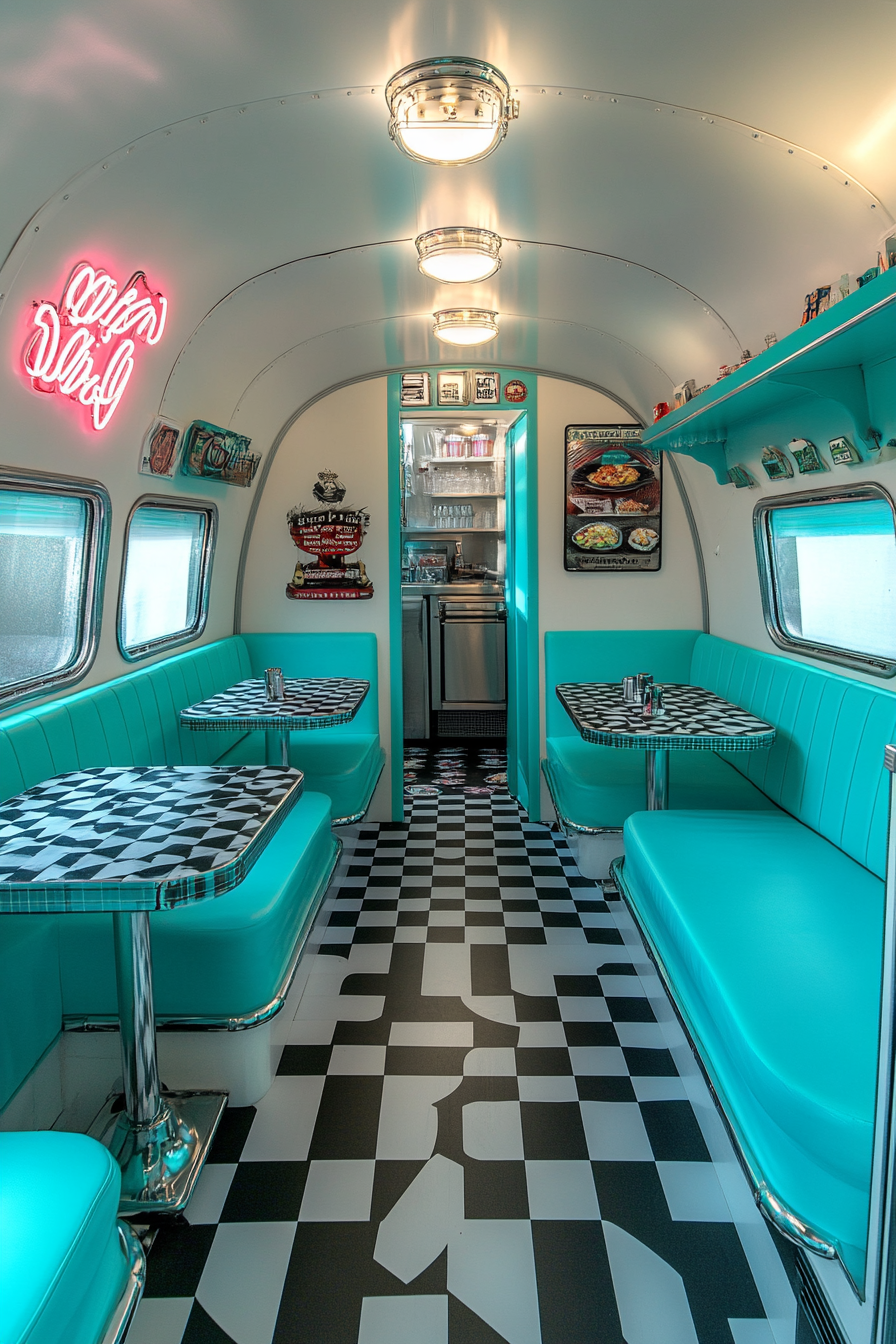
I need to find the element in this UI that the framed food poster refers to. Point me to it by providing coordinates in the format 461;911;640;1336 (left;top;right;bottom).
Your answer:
564;425;661;571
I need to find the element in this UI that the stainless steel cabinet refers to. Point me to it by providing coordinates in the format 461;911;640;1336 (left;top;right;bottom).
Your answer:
402;592;429;738
430;597;506;711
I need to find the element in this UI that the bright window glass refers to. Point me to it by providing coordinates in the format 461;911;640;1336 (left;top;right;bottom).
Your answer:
0;490;91;694
766;497;896;664
120;506;212;656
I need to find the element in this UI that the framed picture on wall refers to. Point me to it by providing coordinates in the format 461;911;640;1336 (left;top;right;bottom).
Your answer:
400;372;431;407
470;371;500;404
437;371;469;406
563;424;661;572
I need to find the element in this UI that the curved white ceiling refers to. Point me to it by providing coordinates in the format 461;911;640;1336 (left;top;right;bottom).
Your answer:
1;0;894;453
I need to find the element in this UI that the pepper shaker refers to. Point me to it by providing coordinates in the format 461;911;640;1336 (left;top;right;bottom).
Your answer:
265;667;285;701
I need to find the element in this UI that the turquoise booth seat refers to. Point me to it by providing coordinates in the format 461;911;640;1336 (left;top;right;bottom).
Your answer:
0;633;364;1114
542;629;780;832
220;632;385;825
597;632;896;1287
0;1130;144;1344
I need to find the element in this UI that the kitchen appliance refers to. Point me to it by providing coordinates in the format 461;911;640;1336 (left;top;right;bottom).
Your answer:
430;596;506;711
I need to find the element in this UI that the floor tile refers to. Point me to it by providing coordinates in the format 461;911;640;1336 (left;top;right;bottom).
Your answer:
376;1075;463;1159
518;1076;579;1102
568;1045;629;1076
184;1163;237;1226
328;1045;387;1075
526;1159;601;1220
447;1219;541;1344
195;1222;296;1344
580;1102;654;1161
358;1295;449;1344
603;1220;699;1344
240;1077;325;1162
299;1159;376;1221
517;1022;567;1047
462;1100;525;1160
657;1161;732;1221
463;1047;516;1076
126;1296;194;1344
374;1154;465;1282
389;1021;473;1047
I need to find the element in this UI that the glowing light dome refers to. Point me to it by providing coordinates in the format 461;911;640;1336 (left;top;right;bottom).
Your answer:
386;58;518;166
416;227;502;283
432;308;499;345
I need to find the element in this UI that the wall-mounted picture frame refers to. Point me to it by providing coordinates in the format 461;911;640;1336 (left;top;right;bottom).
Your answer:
400;372;431;407
437;370;468;406
181;420;261;487
138;417;182;480
564;424;661;572
470;371;500;404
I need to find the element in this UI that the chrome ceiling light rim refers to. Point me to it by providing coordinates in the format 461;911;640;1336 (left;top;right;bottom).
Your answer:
386;57;519;166
416;227;503;283
432;307;500;344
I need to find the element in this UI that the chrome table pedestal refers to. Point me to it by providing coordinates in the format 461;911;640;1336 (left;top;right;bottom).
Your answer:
89;911;226;1215
645;750;670;810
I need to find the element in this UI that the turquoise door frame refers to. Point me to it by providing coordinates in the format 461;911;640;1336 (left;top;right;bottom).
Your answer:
387;371;539;820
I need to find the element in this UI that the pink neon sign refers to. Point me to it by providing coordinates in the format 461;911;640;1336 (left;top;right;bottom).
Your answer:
23;263;168;431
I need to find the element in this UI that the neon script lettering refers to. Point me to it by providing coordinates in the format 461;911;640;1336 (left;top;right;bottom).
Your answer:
23;263;168;431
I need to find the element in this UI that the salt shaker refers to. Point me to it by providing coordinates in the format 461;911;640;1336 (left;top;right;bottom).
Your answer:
265;667;285;701
652;684;667;718
642;683;654;718
622;676;639;704
636;673;653;703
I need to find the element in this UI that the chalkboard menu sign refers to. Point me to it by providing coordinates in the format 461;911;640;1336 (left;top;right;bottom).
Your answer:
564;425;661;572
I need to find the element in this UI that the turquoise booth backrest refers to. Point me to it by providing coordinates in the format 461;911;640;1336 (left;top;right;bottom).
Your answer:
692;634;896;879
544;630;702;738
240;632;379;735
0;637;252;805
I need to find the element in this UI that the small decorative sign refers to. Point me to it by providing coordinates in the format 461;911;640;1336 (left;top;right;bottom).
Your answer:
727;464;758;489
437;371;468;406
22;262;167;431
471;371;500;404
760;445;793;481
400;372;431;407
503;378;528;403
789;438;828;474
564;425;661;572
286;472;373;601
829;435;863;466
139;418;182;479
181;421;260;487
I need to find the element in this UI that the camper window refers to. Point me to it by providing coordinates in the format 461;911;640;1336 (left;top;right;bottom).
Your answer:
0;474;108;707
755;484;896;676
118;500;216;660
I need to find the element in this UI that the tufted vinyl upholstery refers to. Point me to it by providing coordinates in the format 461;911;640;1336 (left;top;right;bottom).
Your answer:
691;634;896;878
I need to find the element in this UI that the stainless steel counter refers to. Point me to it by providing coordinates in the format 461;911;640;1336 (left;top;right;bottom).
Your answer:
401;581;505;598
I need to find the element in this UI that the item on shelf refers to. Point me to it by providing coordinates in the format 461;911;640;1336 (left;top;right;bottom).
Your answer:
760;445;794;480
857;266;882;289
741;349;753;362
789;438;828;474
800;285;832;325
727;464;758;489
883;238;896;272
400;371;431;406
470;433;492;456
443;433;467;458
764;333;778;348
653;401;671;421
694;384;712;397
672;379;697;409
829;435;863;466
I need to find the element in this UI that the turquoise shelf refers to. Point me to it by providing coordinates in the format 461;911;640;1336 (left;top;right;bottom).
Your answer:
643;267;896;483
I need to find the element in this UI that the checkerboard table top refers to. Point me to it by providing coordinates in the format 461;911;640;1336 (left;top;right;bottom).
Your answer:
556;681;776;751
180;677;370;733
0;764;303;914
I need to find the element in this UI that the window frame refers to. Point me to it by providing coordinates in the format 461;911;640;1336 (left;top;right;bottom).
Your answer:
753;481;896;677
0;467;110;710
116;495;217;663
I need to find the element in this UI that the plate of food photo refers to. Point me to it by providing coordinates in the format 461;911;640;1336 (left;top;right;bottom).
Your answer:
571;459;654;495
628;527;660;552
571;521;623;551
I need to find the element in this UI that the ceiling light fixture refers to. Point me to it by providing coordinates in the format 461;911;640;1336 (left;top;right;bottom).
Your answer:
416;227;502;283
386;58;518;166
432;308;499;345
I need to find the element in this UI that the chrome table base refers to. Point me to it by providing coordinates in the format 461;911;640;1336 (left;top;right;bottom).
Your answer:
646;749;669;809
90;1090;227;1215
96;910;227;1214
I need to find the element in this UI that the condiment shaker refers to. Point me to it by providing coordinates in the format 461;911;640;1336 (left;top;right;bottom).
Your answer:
622;676;639;704
265;667;285;701
636;673;653;702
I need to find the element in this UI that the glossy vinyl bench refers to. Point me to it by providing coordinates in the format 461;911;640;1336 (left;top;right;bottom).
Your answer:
0;1130;144;1344
542;629;779;877
602;633;896;1288
0;632;378;1116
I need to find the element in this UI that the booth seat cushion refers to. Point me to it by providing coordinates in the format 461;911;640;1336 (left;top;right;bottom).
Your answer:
623;808;883;1278
57;791;336;1021
0;919;61;1112
545;736;780;829
0;1130;128;1344
218;730;384;822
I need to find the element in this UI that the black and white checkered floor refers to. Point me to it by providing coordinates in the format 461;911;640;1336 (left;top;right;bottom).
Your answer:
128;793;796;1344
